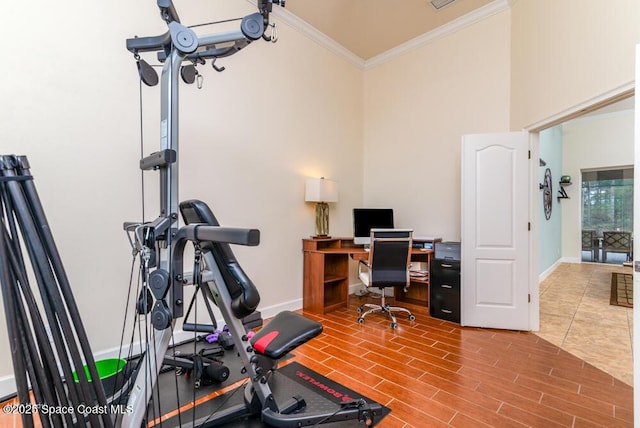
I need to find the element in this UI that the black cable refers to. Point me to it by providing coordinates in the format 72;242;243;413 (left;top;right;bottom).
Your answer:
141;275;153;427
139;77;146;223
170;328;183;428
195;379;249;428
151;326;164;427
192;280;198;428
188;17;242;28
112;256;138;427
136;63;153;428
128;264;144;366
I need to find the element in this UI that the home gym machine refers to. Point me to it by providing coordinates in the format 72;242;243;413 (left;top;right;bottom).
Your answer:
0;1;381;427
120;0;382;426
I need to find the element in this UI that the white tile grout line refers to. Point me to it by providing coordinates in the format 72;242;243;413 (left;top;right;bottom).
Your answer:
559;267;594;348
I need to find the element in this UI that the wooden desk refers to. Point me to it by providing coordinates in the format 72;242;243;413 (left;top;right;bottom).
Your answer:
302;237;436;314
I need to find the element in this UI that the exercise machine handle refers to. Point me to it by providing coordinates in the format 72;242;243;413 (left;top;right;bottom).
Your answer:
126;32;171;54
176;224;260;247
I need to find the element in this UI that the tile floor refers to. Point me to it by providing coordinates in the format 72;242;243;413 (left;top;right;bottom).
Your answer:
537;262;634;386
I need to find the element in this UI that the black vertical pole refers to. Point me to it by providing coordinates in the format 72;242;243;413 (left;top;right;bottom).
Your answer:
0;156;114;427
3;225;74;426
4;158;101;426
0;161;34;428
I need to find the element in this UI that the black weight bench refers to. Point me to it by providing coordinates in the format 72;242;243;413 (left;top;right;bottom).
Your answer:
250;310;322;360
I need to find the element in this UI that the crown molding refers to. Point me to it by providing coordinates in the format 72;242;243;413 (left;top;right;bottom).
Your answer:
266;0;511;71
271;7;366;69
364;0;511;70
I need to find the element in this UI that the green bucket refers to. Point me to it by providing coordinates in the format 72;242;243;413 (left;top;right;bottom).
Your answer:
73;358;126;383
72;358;127;396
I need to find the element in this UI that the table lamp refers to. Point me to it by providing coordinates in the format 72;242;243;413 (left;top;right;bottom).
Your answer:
305;177;338;238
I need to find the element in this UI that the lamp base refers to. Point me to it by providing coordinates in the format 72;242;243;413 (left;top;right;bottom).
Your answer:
314;202;330;237
311;235;332;239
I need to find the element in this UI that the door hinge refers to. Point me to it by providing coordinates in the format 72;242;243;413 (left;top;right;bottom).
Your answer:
528;222;531;231
528;293;531;303
528;150;531;159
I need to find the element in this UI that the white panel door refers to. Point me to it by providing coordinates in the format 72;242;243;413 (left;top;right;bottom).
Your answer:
461;131;531;330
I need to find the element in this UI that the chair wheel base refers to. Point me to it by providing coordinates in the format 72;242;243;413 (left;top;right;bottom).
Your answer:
356;302;416;328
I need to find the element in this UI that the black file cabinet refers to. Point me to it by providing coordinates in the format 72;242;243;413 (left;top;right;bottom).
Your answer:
430;244;461;323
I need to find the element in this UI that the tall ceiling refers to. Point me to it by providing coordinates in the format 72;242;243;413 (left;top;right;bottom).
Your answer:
283;0;494;59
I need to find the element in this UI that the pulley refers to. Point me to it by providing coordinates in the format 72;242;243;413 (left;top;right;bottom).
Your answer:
136;58;158;87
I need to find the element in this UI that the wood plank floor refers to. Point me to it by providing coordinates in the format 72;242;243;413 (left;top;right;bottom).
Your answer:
0;295;633;427
292;295;634;427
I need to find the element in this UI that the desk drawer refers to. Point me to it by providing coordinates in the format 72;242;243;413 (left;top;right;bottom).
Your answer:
431;260;460;287
431;281;460;294
430;288;460;323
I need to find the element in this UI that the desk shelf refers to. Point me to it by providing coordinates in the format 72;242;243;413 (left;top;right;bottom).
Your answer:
324;274;346;284
303;239;351;314
396;240;439;307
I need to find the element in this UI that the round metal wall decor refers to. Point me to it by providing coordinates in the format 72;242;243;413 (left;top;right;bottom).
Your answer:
543;168;553;220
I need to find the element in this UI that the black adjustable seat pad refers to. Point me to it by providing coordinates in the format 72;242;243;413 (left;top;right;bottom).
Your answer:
179;200;323;360
250;310;322;360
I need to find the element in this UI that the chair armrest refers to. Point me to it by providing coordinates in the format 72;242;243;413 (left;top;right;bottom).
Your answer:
358;260;371;286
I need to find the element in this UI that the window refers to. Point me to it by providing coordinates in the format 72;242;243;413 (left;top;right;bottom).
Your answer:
581;168;633;235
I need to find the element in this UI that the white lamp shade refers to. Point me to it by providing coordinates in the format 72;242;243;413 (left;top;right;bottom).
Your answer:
305;178;338;203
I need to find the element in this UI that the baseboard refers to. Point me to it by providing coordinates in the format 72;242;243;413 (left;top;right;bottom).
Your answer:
349;281;394;297
538;257;584;283
539;260;561;282
258;298;303;319
0;375;15;401
349;281;366;296
0;298;304;399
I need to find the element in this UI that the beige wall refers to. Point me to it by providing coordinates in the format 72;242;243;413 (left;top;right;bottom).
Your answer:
561;110;635;260
510;0;640;129
363;10;511;241
0;0;364;385
1;0;640;393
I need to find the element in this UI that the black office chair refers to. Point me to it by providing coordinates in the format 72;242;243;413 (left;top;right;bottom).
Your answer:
357;229;416;329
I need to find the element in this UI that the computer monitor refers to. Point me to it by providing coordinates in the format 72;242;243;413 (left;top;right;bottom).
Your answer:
353;208;394;245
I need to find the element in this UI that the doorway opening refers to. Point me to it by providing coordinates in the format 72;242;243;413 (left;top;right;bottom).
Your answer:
530;90;635;386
